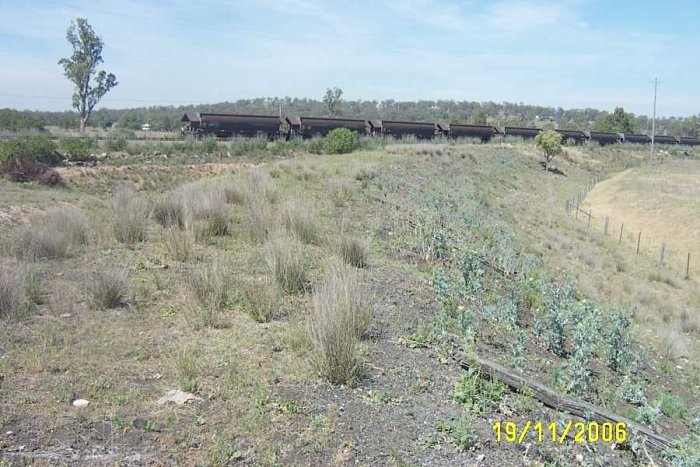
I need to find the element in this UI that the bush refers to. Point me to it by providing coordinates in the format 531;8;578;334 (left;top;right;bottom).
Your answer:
104;128;133;152
279;199;319;244
60;136;97;160
264;236;308;293
308;265;372;384
112;188;150;244
201;135;219;154
321;128;360;154
10;206;88;260
0;135;60;165
0;264;28;319
1;156;64;186
88;267;130;309
335;233;367;268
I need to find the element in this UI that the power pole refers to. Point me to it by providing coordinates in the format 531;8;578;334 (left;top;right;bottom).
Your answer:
650;77;662;159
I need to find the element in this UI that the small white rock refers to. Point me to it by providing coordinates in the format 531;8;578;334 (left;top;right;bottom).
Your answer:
72;399;90;408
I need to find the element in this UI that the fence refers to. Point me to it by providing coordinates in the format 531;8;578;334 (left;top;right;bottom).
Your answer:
564;169;694;280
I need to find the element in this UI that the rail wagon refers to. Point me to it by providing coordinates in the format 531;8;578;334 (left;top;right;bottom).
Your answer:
367;120;383;136
504;126;541;139
652;135;679;145
438;123;499;142
679;136;700;146
381;120;440;139
181;113;285;139
555;129;587;145
294;116;368;138
587;131;621;145
622;133;651;144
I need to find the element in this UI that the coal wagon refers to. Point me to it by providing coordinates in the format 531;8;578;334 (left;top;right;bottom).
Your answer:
679;136;700;146
181;113;285;139
622;133;651;144
587;131;621;146
293;116;368;138
381;120;440;139
504;126;541;139
556;129;587;145
652;135;679;145
438;123;499;142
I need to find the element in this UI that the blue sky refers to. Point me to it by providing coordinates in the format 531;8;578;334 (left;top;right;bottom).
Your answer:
0;0;698;116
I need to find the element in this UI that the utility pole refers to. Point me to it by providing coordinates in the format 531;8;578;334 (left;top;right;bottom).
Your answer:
650;77;662;159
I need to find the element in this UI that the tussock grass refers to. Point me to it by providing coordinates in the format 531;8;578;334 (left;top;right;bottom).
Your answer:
0;264;28;319
186;260;228;328
247;169;277;203
163;227;194;262
326;178;354;207
335;233;368;268
175;346;200;394
11;206;89;260
264;235;308;293
88;267;130;309
308;265;373;384
243;197;273;243
112;188;150;244
279;199;320;244
354;162;380;181
240;277;280;323
152;191;187;228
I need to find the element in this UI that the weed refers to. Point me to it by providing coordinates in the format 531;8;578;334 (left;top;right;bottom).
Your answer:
509;325;528;370
604;306;634;373
452;367;505;414
279;199;320;244
660;394;689;421
186;260;228;328
207;436;243;465
663;434;700;467
567;304;600;396
335;232;368;268
264;236;308;293
240;277;280;323
435;416;478;451
534;281;574;357
308;265;372;385
112;188;150;244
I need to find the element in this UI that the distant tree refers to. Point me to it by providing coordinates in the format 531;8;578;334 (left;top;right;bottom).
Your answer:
448;112;462;124
594;107;636;134
535;130;563;172
323;87;343;116
58;18;117;132
0;109;46;132
472;107;488;125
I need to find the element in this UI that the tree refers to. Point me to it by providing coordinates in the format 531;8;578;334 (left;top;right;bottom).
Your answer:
472;106;488;125
58;18;117;132
323;87;343;117
535;130;563;172
594;107;636;134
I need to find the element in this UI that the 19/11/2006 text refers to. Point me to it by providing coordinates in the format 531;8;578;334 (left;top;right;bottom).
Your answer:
492;421;627;444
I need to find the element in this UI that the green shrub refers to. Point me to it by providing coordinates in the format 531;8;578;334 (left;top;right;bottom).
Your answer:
201;135;219;154
321;128;360;154
664;434;700;467
104;128;133;152
0;135;60;165
60;136;97;160
435;417;478;451
604;306;634;373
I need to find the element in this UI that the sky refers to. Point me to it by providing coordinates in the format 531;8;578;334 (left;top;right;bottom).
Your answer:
0;0;698;117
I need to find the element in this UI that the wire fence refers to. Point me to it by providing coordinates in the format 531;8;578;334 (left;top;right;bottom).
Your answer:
564;163;694;280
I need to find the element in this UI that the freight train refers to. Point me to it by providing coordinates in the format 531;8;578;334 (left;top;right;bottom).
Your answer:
180;112;700;147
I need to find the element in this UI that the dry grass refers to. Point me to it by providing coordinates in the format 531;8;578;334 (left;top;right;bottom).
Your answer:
0;264;28;319
186;260;229;328
279;199;320;244
88;267;130;309
308;265;373;384
335;233;368;268
112;188;150;244
240;277;280;323
264;235;308;293
326;178;354;207
10;206;88;260
152;191;187;228
354;162;380;181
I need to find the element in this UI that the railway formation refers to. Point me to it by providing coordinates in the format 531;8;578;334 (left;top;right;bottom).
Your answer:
180;112;700;147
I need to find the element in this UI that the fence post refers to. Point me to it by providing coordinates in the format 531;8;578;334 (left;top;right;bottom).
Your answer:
604;216;609;235
687;253;691;279
576;203;579;219
636;232;641;255
659;243;666;266
619;223;624;243
588;210;592;228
